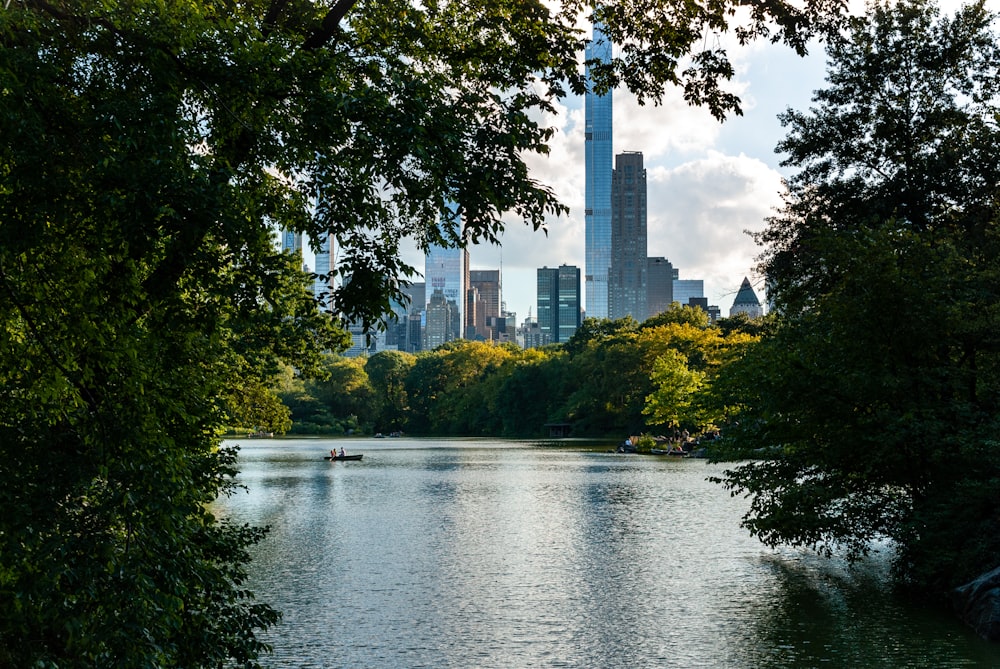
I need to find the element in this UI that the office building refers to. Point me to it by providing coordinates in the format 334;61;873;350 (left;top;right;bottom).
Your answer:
646;257;675;318
520;317;549;349
730;277;764;318
673;279;704;307
609;151;647;321
425;243;466;337
469;269;501;341
385;282;423;350
584;21;613;320
537;265;581;344
424;289;459;350
312;233;333;310
280;229;302;255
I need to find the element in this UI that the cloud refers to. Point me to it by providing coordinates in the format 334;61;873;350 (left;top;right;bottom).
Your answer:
647;152;784;308
616;88;730;160
408;33;834;320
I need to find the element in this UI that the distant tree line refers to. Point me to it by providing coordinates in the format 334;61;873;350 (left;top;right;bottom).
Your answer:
251;0;1000;609
250;305;763;439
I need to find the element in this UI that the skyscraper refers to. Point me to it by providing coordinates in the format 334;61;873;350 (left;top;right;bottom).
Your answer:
730;277;764;318
312;233;333;311
646;256;675;318
673;279;705;307
585;21;613;320
537;265;581;344
280;229;302;255
557;264;582;341
537;267;557;346
609;151;647;321
424;289;458;350
469;269;501;340
424;243;465;343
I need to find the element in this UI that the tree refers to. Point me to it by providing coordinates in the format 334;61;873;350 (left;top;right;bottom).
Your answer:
224;378;294;435
308;356;377;428
0;0;844;664
643;350;705;429
365;350;417;431
715;311;775;338
404;341;517;434
711;0;1000;596
641;302;711;329
495;348;572;437
640;323;754;432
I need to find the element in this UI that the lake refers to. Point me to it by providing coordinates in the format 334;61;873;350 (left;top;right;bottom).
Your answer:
215;437;1000;668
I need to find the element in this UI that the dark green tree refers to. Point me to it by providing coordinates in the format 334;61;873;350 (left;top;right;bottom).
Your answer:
495;348;572;437
0;0;845;664
714;311;775;338
711;0;1000;595
365;350;417;432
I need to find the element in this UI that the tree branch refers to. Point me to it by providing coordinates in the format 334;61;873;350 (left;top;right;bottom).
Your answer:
302;0;358;50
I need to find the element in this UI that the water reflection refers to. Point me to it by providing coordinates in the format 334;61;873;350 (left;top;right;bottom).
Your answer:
215;439;1000;668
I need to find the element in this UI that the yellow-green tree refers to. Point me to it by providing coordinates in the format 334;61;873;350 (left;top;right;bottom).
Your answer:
643;350;706;430
0;0;843;663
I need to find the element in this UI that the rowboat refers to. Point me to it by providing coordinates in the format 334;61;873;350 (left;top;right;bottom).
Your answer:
324;454;363;461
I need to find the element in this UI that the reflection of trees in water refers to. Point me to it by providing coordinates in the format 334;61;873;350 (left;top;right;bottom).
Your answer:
735;552;991;668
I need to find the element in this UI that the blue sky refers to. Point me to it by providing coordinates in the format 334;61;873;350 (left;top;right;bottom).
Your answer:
305;1;990;326
451;0;997;323
432;33;830;323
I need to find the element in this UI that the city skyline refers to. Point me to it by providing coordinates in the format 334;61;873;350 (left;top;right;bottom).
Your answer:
302;30;836;325
395;29;830;324
296;0;990;328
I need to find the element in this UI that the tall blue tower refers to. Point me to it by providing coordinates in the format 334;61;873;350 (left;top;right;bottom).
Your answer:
585;20;613;320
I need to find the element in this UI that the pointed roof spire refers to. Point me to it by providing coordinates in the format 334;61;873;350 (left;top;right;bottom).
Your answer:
732;277;762;307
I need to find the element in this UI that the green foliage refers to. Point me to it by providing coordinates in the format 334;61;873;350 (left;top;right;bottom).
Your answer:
405;341;521;435
365;350;417;431
634;434;658;452
494;348;573;437
643;350;706;429
710;0;1000;595
642;302;711;329
0;0;846;662
225;378;293;435
273;358;373;434
715;311;776;338
562;316;639;356
273;315;758;440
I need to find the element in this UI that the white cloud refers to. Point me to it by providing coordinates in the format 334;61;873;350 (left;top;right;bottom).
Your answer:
615;88;729;160
467;43;792;319
647;152;784;308
402;0;1000;322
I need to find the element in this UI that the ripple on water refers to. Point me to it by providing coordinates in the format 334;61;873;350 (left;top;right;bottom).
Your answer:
216;439;1000;669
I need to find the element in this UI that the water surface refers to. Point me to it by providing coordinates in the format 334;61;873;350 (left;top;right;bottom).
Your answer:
215;438;1000;668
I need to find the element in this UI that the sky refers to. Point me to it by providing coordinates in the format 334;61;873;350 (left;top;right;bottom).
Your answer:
314;0;991;325
428;33;829;323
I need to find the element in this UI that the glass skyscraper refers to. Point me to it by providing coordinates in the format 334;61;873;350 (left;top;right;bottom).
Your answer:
280;229;302;255
585;21;613;320
424;243;465;342
537;265;581;344
312;233;332;310
673;279;705;307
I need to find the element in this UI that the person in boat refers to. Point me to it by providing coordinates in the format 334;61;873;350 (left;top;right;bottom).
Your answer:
338;447;346;458
330;449;336;459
